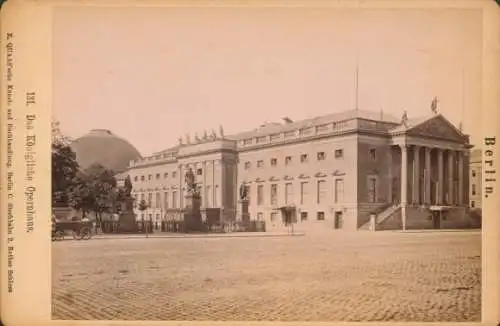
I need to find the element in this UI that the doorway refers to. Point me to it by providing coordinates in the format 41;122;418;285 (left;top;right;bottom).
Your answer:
334;211;343;229
432;211;441;229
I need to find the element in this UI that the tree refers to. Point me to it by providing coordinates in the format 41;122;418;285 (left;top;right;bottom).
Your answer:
52;141;80;206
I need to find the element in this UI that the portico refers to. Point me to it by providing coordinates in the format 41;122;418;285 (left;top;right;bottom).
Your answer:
389;114;472;230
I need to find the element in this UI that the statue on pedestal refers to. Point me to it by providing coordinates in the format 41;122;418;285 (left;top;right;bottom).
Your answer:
239;182;248;201
184;167;197;195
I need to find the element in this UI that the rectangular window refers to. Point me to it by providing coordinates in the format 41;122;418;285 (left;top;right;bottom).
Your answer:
285;156;292;165
256;136;267;143
334;179;344;203
471;201;475;208
271;158;277;166
270;133;281;141
256;212;264;221
155;192;161;208
148;174;152;181
134;176;138;181
317;212;325;220
472;184;476;196
243;139;253;145
270;184;278;206
317;152;326;160
141;175;145;181
244;162;251;170
368;177;377;203
257;185;264;205
147;193;152;207
300;154;309;163
472;170;476;178
172;191;178;209
369;148;377;161
257;160;264;168
164;172;168;179
197;168;202;175
156;173;160;180
317;180;327;204
335;149;344;159
270;212;278;222
301;212;308;221
284;131;295;138
205;186;211;207
172;171;177;178
164;192;169;209
300;182;309;205
214;185;220;207
285;183;293;205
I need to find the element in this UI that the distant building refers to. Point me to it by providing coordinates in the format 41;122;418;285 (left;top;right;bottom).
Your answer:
469;149;482;209
126;109;474;230
70;129;142;173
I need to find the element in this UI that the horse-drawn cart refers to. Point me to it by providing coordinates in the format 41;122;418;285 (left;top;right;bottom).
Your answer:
52;219;93;241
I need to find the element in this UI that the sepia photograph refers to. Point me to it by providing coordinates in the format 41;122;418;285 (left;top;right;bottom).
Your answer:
49;3;484;322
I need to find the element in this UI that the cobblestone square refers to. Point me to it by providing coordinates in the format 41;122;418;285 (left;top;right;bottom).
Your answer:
52;230;481;322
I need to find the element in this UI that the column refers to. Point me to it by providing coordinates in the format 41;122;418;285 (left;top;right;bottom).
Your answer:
437;149;444;205
412;145;420;205
387;147;393;204
457;150;464;205
424;147;431;205
400;144;408;231
447;150;454;205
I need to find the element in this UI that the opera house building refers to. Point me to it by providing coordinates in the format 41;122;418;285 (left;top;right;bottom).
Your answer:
126;109;476;231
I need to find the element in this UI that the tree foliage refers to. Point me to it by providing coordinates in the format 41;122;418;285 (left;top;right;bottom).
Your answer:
52;141;80;205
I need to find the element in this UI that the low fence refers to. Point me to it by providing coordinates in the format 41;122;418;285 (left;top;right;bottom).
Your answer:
99;220;266;234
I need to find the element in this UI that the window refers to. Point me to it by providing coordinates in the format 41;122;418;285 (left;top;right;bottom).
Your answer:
141;175;145;181
284;131;295;138
164;172;168;179
164;192;169;209
257;185;264;205
300;154;309;163
270;133;281;141
317;152;326;160
243;139;253;145
257;160;264;168
197;168;202;175
244;162;251;170
317;212;325;221
335;149;344;159
134;176;138;181
270;212;278;222
471;201;475;208
334;179;344;203
301;212;308;221
155;214;160;221
148;174;152;181
256;136;267;143
300;182;309;205
472;170;476;178
317;180;327;204
156;173;160;180
472;184;476;196
271;158;277;166
369;148;377;160
256;212;264;221
368;177;377;203
172;191;178;209
155;192;161;208
285;156;292;165
214;185;219;207
147;193;152;207
285;183;293;205
172;171;177;178
270;184;278;206
206;186;212;207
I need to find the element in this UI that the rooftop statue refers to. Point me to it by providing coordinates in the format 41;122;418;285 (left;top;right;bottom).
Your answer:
431;96;438;114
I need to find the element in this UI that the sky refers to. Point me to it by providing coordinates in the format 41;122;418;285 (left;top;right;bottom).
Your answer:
53;6;483;156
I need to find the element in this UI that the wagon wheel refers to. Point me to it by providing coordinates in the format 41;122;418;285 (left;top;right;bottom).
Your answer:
81;227;92;240
55;230;65;241
72;230;81;240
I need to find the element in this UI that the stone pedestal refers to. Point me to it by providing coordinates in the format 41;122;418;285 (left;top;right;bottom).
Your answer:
183;193;204;232
240;199;250;222
118;197;138;233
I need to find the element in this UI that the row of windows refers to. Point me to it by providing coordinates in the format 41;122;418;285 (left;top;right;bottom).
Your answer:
243;148;377;170
133;168;205;183
256;211;343;223
133;185;220;209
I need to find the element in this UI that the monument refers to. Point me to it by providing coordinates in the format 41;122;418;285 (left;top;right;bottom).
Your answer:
239;182;250;222
118;176;139;233
183;167;204;231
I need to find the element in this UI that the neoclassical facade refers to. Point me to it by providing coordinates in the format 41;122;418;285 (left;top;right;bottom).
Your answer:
126;109;474;231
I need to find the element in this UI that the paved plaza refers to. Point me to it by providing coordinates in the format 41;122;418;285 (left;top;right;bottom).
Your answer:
52;230;481;322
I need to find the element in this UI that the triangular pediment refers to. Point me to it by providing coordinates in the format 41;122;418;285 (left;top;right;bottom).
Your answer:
405;115;466;142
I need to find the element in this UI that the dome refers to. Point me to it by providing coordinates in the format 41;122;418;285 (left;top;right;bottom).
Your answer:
70;129;141;172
